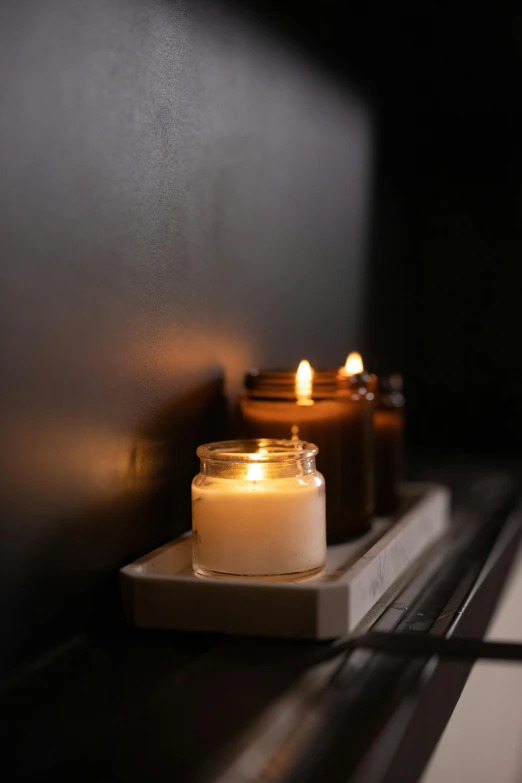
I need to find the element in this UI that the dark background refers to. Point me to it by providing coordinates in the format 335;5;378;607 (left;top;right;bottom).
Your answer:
0;1;521;674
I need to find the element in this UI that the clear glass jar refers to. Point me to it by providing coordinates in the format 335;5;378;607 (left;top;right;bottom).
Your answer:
192;439;326;580
237;370;374;541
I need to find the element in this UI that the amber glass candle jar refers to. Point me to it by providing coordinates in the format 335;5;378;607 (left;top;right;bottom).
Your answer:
237;364;374;540
374;374;405;516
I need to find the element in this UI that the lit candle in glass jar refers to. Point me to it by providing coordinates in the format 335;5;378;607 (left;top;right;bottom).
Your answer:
237;360;373;541
336;352;375;536
192;439;326;580
341;356;405;516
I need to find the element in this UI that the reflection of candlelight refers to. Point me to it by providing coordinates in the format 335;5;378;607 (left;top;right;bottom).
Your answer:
245;460;264;481
295;359;314;406
342;352;364;376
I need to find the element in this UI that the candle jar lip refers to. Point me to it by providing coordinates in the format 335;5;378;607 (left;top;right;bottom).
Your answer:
246;368;338;387
244;368;375;400
196;438;318;464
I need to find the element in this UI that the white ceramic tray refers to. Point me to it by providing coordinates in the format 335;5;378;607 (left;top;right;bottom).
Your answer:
120;483;450;640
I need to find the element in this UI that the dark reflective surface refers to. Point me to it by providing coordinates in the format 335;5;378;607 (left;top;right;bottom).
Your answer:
1;460;520;783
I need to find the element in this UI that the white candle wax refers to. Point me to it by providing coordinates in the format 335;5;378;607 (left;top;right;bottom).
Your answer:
192;474;326;579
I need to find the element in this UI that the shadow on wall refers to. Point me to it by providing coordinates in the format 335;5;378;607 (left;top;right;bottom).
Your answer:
1;378;227;674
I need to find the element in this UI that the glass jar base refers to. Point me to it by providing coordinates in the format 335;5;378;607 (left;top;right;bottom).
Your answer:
193;562;324;582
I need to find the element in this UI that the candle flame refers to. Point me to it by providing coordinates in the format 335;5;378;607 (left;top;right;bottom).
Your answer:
295;359;314;406
296;359;313;382
343;352;364;376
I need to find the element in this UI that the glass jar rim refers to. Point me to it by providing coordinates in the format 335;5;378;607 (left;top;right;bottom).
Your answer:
196;438;318;463
244;368;375;400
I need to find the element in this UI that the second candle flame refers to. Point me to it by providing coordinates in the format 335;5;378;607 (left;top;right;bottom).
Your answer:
296;359;314;406
343;352;364;376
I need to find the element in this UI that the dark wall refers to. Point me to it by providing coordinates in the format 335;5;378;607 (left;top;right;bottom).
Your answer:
237;7;521;455
359;14;522;453
0;0;372;671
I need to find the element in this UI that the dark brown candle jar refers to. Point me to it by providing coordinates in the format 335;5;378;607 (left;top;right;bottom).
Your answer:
236;363;374;541
374;374;405;517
